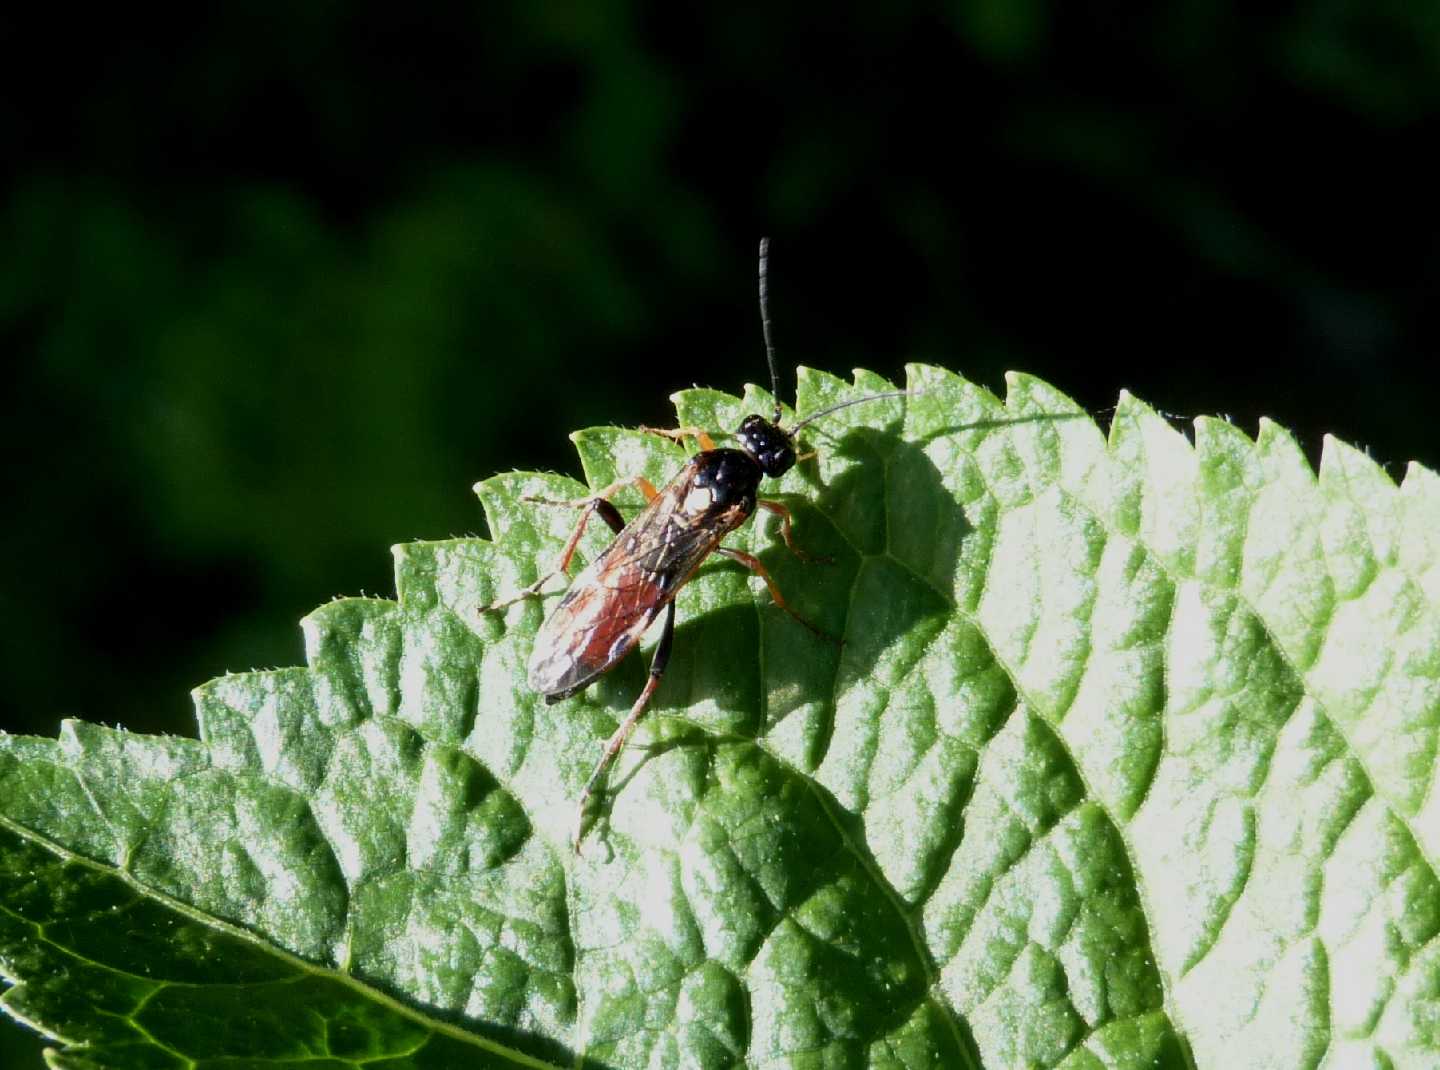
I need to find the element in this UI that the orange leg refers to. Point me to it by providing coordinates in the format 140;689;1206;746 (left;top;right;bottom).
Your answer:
481;477;657;611
757;499;832;563
716;547;840;644
640;424;718;452
522;474;660;512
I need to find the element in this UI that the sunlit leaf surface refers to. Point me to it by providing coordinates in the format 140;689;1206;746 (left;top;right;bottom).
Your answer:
4;366;1439;1069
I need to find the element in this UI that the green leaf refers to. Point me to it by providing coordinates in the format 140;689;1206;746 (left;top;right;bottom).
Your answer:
4;364;1439;1068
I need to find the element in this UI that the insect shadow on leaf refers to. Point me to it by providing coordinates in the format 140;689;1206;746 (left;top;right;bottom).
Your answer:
468;395;1091;860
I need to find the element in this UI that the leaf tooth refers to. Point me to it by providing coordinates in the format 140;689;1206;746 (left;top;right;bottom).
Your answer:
1003;370;1088;419
1192;416;1261;589
1000;372;1108;518
1107;391;1201;578
1397;462;1440;611
1253;417;1315;490
904;360;970;394
1319;434;1401;580
473;470;589;545
570;427;678;502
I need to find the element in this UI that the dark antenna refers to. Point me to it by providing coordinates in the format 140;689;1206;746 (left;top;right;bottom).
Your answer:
758;237;782;422
790;390;914;434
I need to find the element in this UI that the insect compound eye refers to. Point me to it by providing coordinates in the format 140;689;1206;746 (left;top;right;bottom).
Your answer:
759;438;795;478
736;414;796;478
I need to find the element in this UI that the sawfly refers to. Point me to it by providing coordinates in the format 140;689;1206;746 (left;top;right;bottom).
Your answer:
483;239;912;851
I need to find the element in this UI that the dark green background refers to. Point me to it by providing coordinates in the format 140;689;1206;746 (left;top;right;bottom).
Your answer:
2;3;1437;1063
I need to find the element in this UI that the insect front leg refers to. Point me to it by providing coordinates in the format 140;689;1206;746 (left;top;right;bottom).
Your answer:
481;477;657;611
757;498;833;564
639;425;718;452
715;546;840;644
573;599;676;852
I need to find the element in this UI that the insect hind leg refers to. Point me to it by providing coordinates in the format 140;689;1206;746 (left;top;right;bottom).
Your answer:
481;478;653;612
573;599;676;852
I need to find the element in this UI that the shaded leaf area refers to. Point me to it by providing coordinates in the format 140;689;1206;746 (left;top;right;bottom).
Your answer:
0;823;546;1069
4;365;1440;1068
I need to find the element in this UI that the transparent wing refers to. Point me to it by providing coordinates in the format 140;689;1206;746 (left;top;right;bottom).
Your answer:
525;457;750;697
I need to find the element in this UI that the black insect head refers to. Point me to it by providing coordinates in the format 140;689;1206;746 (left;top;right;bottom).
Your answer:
735;414;797;477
